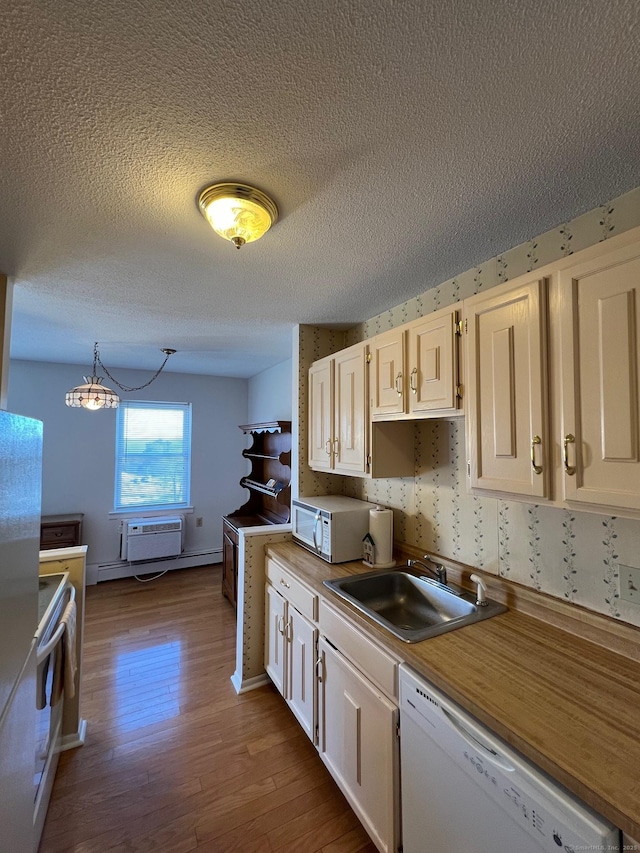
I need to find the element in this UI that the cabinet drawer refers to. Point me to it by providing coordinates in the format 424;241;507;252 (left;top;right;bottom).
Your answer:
266;558;318;621
40;525;77;547
222;520;239;545
319;599;399;700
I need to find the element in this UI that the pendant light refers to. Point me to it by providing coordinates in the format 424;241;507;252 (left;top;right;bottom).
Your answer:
65;343;176;410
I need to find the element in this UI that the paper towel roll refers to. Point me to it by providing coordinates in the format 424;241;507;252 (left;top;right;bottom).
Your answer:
369;505;395;567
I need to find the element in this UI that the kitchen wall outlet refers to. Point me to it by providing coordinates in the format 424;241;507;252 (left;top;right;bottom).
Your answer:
618;564;640;605
196;517;203;528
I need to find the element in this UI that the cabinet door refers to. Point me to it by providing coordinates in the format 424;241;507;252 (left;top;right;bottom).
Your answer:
287;608;317;741
466;276;549;498
264;585;286;696
308;357;334;470
222;525;238;608
370;328;406;418
318;638;399;853
333;343;369;475
407;306;460;416
559;244;640;510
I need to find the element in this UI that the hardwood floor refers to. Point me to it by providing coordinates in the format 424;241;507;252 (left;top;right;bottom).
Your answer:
39;566;377;853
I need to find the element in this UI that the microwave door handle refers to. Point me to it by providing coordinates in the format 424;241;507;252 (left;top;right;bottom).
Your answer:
313;512;322;552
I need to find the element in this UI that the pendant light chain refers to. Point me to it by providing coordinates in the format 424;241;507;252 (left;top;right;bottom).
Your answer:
93;342;175;393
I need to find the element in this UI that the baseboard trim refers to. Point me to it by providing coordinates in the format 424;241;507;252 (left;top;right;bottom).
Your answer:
230;671;270;694
89;550;222;584
60;718;87;751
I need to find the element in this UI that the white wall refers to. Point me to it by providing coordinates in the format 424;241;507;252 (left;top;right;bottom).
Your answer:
8;360;249;571
247;359;292;423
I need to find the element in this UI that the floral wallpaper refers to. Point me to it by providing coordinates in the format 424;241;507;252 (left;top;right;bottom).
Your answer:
233;527;293;691
295;185;640;629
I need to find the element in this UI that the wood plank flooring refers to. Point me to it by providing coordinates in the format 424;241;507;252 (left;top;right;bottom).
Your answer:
39;566;376;853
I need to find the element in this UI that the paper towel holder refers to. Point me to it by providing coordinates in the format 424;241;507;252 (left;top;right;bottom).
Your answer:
362;505;396;569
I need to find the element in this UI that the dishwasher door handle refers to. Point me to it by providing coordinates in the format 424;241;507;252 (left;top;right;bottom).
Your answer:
441;707;516;773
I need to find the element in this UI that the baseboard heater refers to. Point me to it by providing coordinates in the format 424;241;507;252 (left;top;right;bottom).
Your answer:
120;517;184;562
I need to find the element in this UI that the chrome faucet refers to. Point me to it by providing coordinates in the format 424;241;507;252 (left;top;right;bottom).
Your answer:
407;557;447;585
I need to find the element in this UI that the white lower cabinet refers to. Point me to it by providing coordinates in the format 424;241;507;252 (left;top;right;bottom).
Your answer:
264;583;317;741
264;559;401;853
286;606;316;739
265;583;287;697
317;637;399;853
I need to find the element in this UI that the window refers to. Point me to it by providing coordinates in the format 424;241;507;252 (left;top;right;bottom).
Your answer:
114;401;192;511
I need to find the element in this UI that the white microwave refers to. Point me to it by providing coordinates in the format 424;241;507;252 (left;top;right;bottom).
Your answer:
291;495;373;563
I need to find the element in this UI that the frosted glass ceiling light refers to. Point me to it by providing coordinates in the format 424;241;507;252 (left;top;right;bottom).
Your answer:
197;182;278;249
65;342;176;411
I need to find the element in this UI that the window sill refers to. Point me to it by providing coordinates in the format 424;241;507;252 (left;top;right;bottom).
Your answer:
109;507;194;519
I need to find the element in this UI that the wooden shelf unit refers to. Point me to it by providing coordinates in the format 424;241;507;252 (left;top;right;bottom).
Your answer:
234;421;292;523
222;421;292;609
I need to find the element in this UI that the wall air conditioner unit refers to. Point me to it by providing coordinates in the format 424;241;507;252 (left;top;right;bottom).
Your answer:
121;517;184;562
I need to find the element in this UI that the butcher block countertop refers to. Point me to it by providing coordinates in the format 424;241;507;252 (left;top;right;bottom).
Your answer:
265;540;640;840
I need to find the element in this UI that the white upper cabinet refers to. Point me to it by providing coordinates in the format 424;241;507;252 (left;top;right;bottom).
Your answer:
464;225;640;514
308;342;368;475
309;341;414;478
308;356;334;471
407;308;461;417
465;276;549;499
370;327;406;418
557;238;640;512
370;304;463;421
333;344;369;474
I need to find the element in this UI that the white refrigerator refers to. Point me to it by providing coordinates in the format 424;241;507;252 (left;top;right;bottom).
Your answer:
0;410;43;851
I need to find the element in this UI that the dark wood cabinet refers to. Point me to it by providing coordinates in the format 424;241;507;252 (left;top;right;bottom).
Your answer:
222;421;291;610
40;513;84;550
222;520;239;606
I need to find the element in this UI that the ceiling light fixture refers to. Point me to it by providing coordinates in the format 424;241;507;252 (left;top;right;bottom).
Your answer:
65;342;176;411
197;182;278;249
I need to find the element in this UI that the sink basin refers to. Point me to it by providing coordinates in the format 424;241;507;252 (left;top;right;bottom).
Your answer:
323;568;506;643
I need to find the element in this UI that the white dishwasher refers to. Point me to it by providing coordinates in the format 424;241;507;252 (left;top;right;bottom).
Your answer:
399;664;620;853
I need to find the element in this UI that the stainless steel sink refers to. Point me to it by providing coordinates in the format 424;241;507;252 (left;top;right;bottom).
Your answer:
323;568;506;643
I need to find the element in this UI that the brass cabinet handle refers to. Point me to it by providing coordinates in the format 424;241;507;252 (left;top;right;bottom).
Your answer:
333;437;339;453
279;578;290;589
395;372;403;396
563;434;576;475
315;656;324;683
531;435;542;475
409;367;418;394
325;439;332;456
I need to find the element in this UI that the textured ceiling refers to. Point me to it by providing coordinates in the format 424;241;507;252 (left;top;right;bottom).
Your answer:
1;0;639;377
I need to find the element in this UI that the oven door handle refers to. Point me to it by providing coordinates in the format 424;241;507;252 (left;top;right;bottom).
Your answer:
37;584;75;664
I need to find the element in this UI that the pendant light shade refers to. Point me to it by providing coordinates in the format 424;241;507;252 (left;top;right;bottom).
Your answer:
65;376;120;410
197;182;278;249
